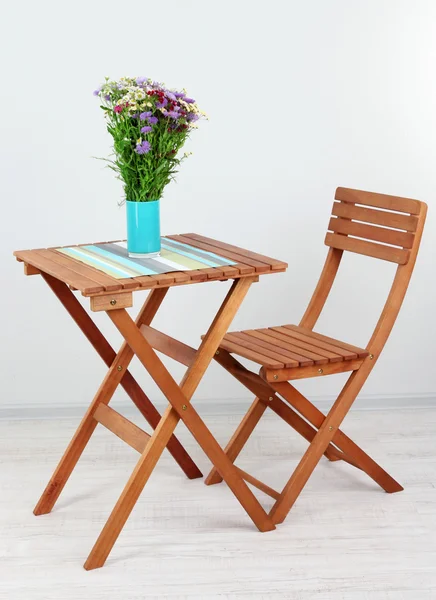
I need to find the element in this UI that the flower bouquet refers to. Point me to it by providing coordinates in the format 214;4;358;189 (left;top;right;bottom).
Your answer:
94;76;204;257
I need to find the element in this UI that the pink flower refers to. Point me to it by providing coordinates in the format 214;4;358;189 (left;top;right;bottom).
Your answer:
114;105;123;114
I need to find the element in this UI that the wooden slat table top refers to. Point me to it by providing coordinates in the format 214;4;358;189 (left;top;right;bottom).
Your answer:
14;234;288;296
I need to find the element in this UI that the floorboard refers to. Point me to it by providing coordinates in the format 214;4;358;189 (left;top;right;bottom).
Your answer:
0;406;435;599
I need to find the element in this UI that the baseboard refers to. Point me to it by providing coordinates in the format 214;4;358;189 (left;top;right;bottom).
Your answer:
0;393;435;421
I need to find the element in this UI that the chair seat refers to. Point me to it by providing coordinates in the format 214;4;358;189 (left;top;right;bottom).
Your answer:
219;325;369;370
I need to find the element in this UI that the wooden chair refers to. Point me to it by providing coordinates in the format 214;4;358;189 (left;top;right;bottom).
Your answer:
206;187;427;525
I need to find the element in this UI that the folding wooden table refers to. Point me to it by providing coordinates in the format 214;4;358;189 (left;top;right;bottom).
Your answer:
14;233;287;570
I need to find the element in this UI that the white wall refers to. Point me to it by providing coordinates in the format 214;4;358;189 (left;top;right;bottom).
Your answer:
1;0;435;411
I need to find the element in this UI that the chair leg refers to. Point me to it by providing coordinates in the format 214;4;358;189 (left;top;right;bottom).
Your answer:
208;351;343;471
215;349;402;494
205;397;267;485
270;367;378;524
273;381;403;494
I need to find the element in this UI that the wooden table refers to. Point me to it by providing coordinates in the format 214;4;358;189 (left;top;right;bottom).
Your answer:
14;233;287;570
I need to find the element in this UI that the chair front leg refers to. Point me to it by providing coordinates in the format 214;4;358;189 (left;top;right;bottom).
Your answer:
270;363;377;524
273;380;403;494
205;351;342;487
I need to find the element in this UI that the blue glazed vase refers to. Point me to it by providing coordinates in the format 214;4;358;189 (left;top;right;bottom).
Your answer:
126;200;161;257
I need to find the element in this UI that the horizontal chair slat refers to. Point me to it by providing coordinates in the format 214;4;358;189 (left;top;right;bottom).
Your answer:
325;232;409;264
219;339;284;369
335;187;421;215
328;217;415;248
226;333;300;368
331;202;418;232
246;328;343;362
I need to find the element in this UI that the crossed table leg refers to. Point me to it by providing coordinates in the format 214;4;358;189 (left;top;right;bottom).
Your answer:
33;274;277;570
34;274;202;518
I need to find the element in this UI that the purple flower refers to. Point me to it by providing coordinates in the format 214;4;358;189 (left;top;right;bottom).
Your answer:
166;92;177;102
93;88;101;96
187;113;199;122
136;76;148;85
174;92;185;99
131;113;139;119
156;98;168;108
167;111;180;119
141;125;152;133
184;97;195;104
140;111;152;120
135;140;151;155
104;94;111;101
147;116;158;125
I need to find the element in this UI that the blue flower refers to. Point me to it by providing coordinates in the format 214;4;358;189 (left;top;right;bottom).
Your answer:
140;126;152;134
147;116;158;125
140;111;152;120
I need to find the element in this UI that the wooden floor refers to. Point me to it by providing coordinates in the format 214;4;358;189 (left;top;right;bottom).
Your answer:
1;406;435;599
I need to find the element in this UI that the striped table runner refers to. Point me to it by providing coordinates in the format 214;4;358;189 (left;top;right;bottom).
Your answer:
56;238;236;279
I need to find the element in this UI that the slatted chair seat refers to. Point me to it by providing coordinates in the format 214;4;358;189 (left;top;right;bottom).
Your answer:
220;325;369;370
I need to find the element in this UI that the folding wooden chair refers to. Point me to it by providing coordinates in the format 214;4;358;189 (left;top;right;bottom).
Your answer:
205;187;427;525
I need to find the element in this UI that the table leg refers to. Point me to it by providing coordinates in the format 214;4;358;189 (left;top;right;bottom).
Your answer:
40;274;202;480
84;278;275;570
34;288;194;516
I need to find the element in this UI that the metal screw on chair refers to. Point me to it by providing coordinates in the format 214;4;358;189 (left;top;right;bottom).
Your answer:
117;365;123;371
328;426;334;431
273;375;278;380
369;354;374;360
182;404;187;411
110;299;117;306
215;350;220;355
268;397;273;402
318;368;323;374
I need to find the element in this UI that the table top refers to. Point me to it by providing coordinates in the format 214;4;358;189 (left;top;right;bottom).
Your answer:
14;233;288;297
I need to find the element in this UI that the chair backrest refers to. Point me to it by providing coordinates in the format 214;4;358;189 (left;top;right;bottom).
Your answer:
300;187;427;357
325;187;422;265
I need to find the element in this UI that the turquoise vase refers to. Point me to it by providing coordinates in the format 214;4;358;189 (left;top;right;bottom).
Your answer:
126;200;161;257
